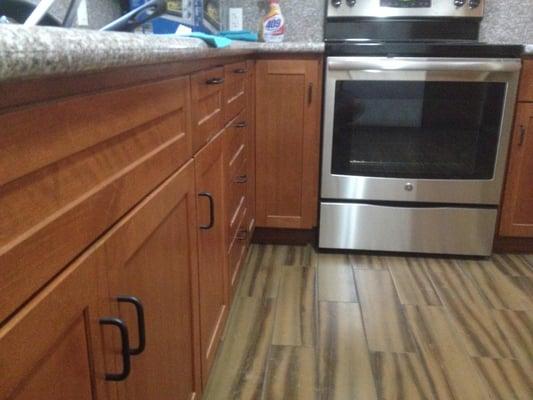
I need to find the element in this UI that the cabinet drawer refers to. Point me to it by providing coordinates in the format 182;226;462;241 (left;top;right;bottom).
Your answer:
224;62;248;123
228;204;248;288
0;77;192;324
191;67;225;153
225;109;248;162
227;144;247;224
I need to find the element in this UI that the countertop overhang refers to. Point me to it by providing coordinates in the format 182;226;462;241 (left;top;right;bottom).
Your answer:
0;25;325;82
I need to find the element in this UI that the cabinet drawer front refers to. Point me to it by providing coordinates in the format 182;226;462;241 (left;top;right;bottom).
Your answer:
227;144;247;225
191;67;225;152
225;109;248;162
0;77;192;324
228;204;248;288
224;62;248;123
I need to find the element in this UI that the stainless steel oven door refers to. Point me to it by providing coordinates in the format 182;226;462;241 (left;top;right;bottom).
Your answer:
321;57;521;205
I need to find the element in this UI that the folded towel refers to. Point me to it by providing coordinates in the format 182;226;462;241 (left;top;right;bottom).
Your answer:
186;32;232;48
219;30;259;42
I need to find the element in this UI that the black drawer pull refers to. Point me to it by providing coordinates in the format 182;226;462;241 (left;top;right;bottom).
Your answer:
234;175;248;184
198;192;215;229
206;77;224;85
100;318;131;381
237;230;247;241
117;296;146;356
234;68;247;74
234;121;247;128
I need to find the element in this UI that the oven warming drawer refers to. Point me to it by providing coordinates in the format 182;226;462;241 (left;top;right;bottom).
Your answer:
319;202;497;256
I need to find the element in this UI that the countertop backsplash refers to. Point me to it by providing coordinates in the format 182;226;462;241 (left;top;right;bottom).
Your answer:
220;0;532;44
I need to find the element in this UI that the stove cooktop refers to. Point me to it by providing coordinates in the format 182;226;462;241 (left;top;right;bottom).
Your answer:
325;41;525;58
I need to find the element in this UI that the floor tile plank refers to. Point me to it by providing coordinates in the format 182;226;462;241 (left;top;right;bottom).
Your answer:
272;266;316;347
491;309;533;366
203;298;275;400
318;254;357;302
318;302;378;400
355;269;416;353
472;357;533;400
350;254;390;270
239;245;283;299
425;258;515;358
491;254;533;277
404;305;492;400
285;245;318;268
459;258;532;311
370;351;444;400
263;346;318;400
388;257;442;306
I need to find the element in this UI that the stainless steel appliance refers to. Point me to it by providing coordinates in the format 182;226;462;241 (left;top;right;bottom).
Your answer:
320;0;523;255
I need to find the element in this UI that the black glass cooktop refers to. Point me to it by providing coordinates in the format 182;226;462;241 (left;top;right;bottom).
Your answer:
326;41;524;58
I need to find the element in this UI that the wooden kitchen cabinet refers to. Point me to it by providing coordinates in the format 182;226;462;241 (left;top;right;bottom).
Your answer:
193;130;229;384
103;161;201;400
0;252;112;400
255;58;322;229
246;59;257;237
191;67;225;153
500;102;533;237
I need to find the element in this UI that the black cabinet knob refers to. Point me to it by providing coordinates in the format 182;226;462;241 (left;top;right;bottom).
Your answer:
331;0;342;8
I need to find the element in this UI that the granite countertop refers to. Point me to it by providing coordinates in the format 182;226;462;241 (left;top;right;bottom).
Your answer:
0;25;324;82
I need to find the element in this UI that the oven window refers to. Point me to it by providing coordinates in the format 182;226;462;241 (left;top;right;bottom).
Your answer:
331;81;506;179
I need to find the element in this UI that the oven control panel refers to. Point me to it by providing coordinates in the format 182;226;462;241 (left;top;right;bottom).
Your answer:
328;0;484;18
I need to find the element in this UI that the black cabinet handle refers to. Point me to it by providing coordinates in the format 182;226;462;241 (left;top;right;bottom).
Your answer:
308;83;313;105
198;192;215;229
117;296;146;356
234;175;248;184
518;125;526;146
234;68;247;74
237;230;247;241
234;121;247;128
99;318;131;381
206;77;224;85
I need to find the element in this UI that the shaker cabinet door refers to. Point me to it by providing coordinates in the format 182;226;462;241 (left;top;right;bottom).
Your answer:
255;59;321;229
103;161;201;400
500;103;533;237
194;131;229;385
0;241;114;400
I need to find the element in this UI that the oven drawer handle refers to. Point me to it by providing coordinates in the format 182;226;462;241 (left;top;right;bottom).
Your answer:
327;57;522;73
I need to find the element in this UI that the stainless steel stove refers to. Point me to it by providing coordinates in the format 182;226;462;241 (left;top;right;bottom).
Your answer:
319;0;524;256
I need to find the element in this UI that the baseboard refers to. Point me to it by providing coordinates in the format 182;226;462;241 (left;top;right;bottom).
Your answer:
493;236;533;253
252;227;317;245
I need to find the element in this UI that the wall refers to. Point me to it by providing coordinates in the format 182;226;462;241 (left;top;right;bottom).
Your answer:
29;0;122;29
221;0;532;44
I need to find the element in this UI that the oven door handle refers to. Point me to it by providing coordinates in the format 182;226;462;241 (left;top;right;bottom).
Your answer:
327;57;522;73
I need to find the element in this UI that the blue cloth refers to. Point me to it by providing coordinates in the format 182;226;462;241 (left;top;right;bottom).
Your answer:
219;30;259;42
186;32;232;48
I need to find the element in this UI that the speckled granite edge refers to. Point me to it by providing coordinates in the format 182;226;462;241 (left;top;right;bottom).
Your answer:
0;25;324;82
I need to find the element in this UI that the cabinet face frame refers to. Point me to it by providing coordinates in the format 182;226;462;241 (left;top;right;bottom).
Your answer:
255;58;322;229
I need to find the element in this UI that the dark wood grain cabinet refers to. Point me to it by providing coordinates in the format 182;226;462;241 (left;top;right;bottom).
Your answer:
0;52;327;398
500;102;533;237
255;58;322;229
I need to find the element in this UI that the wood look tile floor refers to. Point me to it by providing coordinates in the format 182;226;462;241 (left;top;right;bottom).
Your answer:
203;245;533;400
